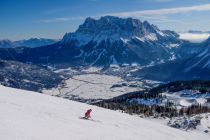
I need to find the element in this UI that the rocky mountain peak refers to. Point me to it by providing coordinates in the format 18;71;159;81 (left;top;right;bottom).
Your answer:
62;16;175;45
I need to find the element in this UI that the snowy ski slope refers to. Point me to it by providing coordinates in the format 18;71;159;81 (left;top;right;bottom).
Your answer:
0;85;209;140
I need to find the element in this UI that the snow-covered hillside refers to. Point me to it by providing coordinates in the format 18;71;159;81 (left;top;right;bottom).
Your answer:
162;90;210;108
0;85;209;140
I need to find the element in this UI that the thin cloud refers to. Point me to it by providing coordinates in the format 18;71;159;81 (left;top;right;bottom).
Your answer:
152;18;185;24
40;3;210;24
40;17;85;23
179;32;210;42
107;3;210;17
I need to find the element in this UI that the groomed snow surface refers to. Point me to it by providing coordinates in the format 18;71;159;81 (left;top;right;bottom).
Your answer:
0;85;209;140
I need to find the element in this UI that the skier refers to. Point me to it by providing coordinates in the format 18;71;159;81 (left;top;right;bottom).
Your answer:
84;109;92;119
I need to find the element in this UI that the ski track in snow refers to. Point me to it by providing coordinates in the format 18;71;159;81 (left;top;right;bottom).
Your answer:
0;85;209;140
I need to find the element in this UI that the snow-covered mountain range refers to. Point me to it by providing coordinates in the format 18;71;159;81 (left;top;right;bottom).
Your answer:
62;16;179;44
61;16;182;66
0;16;184;66
135;37;210;81
0;38;58;48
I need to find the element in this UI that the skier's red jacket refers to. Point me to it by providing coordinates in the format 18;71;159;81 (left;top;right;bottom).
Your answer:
85;109;92;118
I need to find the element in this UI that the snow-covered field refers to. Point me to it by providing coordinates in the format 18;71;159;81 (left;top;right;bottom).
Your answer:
43;74;143;100
0;85;209;140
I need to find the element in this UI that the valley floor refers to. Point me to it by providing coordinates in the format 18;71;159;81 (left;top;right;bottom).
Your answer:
0;85;209;140
43;73;144;100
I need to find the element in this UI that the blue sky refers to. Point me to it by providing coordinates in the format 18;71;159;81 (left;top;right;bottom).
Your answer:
1;0;210;40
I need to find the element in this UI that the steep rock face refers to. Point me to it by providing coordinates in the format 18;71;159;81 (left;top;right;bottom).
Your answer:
62;16;178;44
61;16;182;66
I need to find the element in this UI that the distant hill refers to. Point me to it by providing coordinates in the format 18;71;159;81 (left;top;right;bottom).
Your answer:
0;38;58;48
